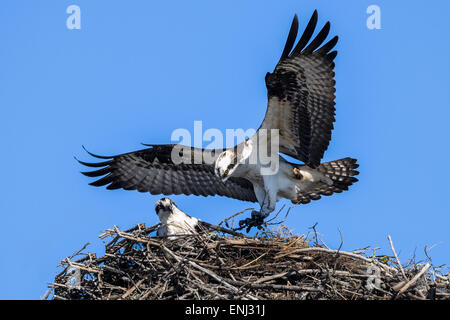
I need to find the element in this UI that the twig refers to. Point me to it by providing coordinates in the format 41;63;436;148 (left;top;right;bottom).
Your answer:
160;244;258;300
49;219;448;300
388;235;407;281
217;208;253;228
396;263;431;298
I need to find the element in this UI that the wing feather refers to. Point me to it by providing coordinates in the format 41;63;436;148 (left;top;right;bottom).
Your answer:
291;10;318;55
293;158;359;204
78;145;257;202
260;12;338;168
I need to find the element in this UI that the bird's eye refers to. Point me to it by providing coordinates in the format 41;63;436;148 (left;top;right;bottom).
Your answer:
224;169;229;176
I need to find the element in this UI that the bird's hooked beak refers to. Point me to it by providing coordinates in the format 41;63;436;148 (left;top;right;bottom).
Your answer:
215;149;240;182
216;168;231;183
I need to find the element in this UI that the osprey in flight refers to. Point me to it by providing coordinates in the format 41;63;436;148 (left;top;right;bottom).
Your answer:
78;11;359;229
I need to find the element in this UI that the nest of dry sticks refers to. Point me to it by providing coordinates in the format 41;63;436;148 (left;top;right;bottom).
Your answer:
47;214;450;300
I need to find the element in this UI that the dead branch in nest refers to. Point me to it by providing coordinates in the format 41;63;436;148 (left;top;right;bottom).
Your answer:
46;216;450;300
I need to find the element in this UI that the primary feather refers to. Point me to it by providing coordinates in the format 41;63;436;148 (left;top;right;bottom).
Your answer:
260;10;338;168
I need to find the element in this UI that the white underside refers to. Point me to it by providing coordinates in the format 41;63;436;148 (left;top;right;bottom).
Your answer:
230;135;332;217
157;206;199;240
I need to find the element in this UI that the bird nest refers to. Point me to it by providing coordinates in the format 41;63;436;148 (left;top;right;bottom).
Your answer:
47;220;450;300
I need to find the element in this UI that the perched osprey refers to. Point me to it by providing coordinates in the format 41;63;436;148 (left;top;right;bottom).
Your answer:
78;11;359;229
155;197;199;239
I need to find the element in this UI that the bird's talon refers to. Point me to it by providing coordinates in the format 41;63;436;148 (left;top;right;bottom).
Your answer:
238;212;266;232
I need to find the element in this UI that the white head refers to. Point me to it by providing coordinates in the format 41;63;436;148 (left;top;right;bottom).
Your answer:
214;149;239;182
155;197;174;218
154;197;199;238
214;140;253;182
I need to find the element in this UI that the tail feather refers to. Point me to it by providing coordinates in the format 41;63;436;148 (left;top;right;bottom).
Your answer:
292;157;359;205
317;157;359;189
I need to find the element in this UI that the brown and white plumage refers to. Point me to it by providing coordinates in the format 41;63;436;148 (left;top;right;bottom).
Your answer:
292;158;359;205
78;145;257;202
77;11;359;227
261;11;337;168
155;198;199;239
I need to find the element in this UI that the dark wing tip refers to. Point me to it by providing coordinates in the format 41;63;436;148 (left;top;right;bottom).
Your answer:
81;166;113;177
292;13;299;26
302;21;331;55
288;11;339;59
76;158;113;168
82;145;113;159
88;174;114;187
327;50;338;61
316;35;338;56
290;10;319;56
77;147;115;178
279;14;299;61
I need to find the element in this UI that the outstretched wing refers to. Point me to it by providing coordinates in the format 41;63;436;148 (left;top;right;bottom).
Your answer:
77;145;257;202
260;11;338;168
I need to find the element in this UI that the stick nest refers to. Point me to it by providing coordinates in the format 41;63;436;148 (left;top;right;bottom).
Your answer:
48;222;450;300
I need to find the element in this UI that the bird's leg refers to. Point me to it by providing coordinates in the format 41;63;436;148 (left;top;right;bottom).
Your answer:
238;187;276;232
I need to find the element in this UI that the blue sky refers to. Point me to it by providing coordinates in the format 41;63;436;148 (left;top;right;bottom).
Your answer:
1;1;449;299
